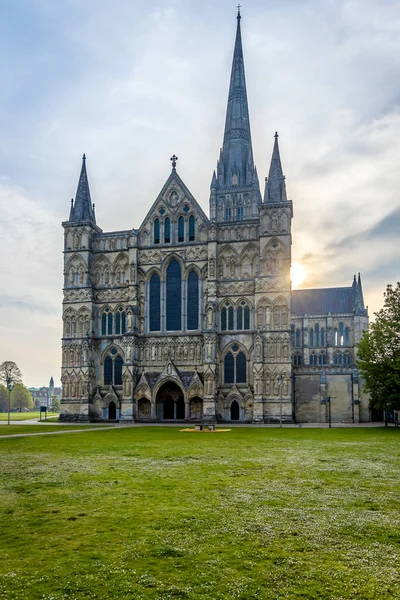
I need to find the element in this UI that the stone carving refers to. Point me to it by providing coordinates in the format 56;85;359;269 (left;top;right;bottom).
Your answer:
218;281;254;296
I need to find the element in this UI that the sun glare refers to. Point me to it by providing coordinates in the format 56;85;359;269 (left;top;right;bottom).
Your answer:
291;262;306;288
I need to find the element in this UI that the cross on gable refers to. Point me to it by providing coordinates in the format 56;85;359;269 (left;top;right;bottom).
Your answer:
170;155;178;170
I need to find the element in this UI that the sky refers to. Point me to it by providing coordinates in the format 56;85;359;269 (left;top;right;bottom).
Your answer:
0;0;399;387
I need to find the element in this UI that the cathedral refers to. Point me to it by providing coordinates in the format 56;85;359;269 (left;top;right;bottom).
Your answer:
60;11;370;423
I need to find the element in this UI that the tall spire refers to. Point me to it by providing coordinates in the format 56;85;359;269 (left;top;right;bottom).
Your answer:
219;9;254;187
265;132;286;203
68;154;96;224
210;10;261;222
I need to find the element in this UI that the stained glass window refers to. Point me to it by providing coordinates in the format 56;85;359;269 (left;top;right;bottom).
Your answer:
187;271;199;330
164;217;170;243
178;216;184;242
189;215;195;241
154;218;160;244
224;353;234;383
150;273;161;331
114;355;123;385
236;352;246;383
104;356;113;385
166;260;181;331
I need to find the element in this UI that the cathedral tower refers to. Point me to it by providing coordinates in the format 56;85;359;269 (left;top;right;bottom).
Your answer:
61;155;100;420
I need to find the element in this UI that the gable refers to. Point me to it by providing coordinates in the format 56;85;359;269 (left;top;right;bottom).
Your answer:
138;170;210;246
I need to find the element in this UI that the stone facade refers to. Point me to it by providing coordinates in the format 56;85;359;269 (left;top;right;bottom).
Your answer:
60;12;369;423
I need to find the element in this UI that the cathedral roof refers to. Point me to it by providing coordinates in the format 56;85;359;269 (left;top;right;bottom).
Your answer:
292;287;355;316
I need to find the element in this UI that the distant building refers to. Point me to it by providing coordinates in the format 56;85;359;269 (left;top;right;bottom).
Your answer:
29;377;62;409
60;11;369;423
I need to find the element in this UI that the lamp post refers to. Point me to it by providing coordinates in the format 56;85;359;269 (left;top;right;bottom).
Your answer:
6;376;13;426
277;374;283;428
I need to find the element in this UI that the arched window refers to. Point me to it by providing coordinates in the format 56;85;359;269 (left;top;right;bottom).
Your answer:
334;328;338;346
339;322;344;346
187;271;199;330
334;352;343;365
293;354;302;366
315;324;320;346
189;215;195;241
225;207;231;221
154;218;160;244
149;273;161;332
114;355;123;385
104;356;113;385
115;307;126;335
178;216;185;242
344;327;350;346
321;327;325;346
295;329;301;347
319;353;327;365
224;345;247;384
237;301;250;331
221;303;234;331
224;353;234;383
310;353;318;366
166;259;181;331
164;217;171;243
104;353;124;386
344;352;351;365
309;328;314;347
236;352;246;383
237;205;244;220
101;312;107;336
101;308;113;336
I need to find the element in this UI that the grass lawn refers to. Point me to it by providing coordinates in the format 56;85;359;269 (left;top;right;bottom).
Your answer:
0;411;59;421
0;427;399;600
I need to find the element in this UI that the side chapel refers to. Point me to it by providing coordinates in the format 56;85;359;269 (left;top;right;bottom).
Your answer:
60;11;369;423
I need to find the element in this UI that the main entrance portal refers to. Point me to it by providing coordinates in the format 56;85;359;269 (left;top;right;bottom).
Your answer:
156;381;185;421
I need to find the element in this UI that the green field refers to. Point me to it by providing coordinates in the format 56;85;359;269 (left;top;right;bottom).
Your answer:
0;427;399;600
0;411;59;421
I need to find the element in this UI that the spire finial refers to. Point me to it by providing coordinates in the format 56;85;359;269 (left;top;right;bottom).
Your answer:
82;153;86;161
274;131;279;140
170;154;178;170
237;4;241;20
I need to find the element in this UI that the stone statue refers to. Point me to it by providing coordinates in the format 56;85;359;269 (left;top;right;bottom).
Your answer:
127;311;133;330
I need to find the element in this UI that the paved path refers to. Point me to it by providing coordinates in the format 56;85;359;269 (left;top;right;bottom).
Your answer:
0;425;127;440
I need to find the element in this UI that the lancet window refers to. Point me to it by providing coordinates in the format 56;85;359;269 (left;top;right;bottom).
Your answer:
104;350;123;386
224;344;247;384
147;261;201;333
187;271;199;330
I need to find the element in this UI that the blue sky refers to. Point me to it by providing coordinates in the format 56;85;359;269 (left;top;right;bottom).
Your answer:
0;0;399;386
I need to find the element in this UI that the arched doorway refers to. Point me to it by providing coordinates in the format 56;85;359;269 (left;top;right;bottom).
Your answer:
156;381;185;421
138;398;151;420
108;400;117;420
190;397;203;420
164;395;174;419
230;400;240;421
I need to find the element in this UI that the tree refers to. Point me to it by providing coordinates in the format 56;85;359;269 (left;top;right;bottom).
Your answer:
50;396;60;413
357;282;400;412
0;361;22;396
11;384;33;412
0;385;8;412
